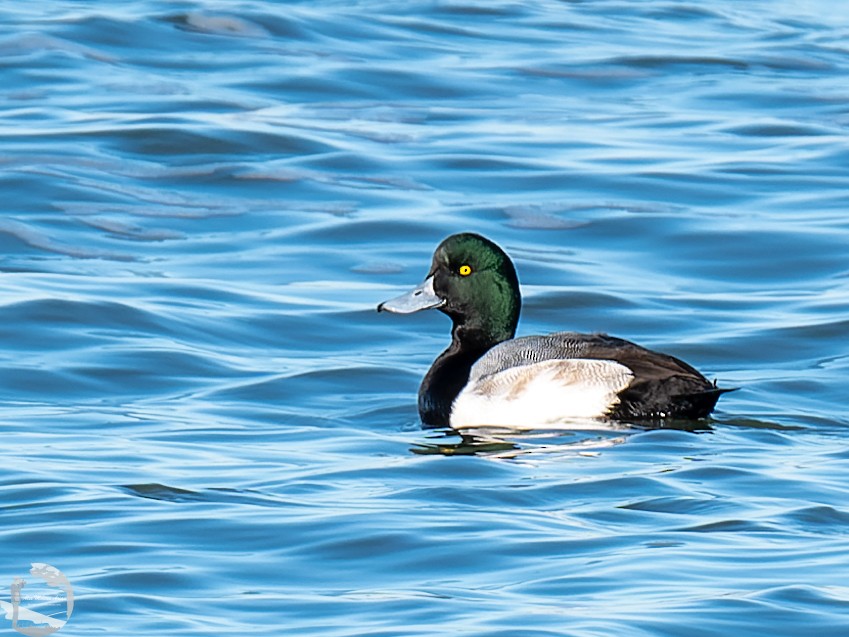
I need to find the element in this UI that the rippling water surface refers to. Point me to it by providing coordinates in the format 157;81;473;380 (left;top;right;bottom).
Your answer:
2;1;849;635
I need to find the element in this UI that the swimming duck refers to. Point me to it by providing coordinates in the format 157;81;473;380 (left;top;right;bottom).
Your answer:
377;232;732;429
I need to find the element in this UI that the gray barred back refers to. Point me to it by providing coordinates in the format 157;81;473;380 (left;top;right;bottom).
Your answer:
469;332;622;381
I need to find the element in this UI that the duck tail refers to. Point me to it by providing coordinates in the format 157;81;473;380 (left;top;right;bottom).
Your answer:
674;384;738;419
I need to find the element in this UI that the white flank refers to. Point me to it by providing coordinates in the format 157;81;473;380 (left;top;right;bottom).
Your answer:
449;358;634;430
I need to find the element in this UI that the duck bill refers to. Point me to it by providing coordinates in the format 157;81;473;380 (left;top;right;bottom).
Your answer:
377;275;445;314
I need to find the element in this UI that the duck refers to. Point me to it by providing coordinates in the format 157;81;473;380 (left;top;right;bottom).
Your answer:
377;232;733;429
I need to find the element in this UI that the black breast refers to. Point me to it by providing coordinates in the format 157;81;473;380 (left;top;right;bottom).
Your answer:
418;346;486;427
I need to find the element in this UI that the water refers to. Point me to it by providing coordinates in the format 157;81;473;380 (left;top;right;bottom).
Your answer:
1;1;848;635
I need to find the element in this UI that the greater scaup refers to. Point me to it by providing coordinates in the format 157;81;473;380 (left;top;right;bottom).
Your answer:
378;233;732;429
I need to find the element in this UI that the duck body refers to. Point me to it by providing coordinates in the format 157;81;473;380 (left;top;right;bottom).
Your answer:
437;332;729;429
378;233;732;429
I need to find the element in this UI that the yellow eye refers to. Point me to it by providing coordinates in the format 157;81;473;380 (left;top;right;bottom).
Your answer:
458;264;472;276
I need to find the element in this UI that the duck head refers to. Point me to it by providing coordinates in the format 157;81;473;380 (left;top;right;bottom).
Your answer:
378;233;521;349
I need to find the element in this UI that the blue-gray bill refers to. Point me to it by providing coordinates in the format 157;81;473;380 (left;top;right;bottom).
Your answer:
377;275;445;314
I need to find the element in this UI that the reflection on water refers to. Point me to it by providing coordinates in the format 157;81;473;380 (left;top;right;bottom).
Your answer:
413;428;629;459
413;416;720;458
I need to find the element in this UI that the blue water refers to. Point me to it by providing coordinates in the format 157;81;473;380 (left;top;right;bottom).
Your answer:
2;1;849;635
